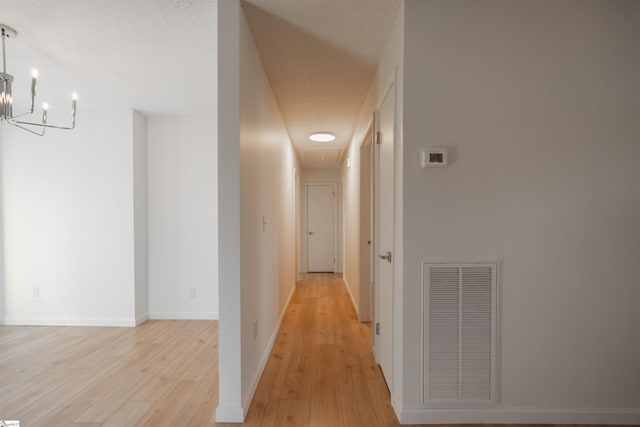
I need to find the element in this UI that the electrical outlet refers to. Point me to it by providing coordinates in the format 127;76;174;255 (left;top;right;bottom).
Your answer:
189;287;197;298
32;285;40;297
253;320;258;340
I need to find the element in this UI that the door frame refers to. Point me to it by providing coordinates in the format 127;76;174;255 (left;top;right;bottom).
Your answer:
303;182;338;273
373;79;396;390
359;121;375;323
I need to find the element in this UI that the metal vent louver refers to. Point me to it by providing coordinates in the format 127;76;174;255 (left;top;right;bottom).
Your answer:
423;263;497;406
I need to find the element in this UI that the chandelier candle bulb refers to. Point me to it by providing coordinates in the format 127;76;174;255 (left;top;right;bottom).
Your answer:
72;93;78;114
30;69;38;94
29;68;38;113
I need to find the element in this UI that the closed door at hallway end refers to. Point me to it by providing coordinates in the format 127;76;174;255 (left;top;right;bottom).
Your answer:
307;184;336;272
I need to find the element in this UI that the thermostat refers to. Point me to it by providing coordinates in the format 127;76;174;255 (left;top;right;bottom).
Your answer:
420;147;448;168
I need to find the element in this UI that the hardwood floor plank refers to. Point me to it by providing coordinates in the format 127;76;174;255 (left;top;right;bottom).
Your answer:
181;376;220;426
244;307;299;427
338;352;381;427
16;367;108;425
101;400;155;427
136;379;201;427
31;399;94;427
274;398;310;427
309;344;344;427
67;423;103;427
0;366;80;416
0;275;627;427
366;376;400;427
281;295;316;400
72;372;151;423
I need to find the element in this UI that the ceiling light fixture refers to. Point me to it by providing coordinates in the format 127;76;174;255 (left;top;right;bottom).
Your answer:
309;132;336;143
1;24;78;136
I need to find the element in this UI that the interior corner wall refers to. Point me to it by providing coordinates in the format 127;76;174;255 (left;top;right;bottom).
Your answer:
401;0;640;423
147;116;219;320
340;144;362;317
0;110;137;326
238;5;299;414
216;0;244;422
133;110;149;324
340;106;373;321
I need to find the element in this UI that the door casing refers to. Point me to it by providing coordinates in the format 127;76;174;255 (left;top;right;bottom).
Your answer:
374;81;396;390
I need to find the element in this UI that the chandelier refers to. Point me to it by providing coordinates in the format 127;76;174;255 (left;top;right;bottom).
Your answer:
1;24;77;136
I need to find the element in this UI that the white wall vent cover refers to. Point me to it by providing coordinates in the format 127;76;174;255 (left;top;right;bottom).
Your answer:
422;262;498;407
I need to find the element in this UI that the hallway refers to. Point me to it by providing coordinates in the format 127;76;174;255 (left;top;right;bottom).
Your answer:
241;275;623;427
242;273;398;427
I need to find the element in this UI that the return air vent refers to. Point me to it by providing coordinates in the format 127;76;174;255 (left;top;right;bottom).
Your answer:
422;262;497;407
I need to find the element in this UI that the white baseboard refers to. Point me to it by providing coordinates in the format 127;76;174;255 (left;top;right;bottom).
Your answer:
215;405;245;423
241;283;297;414
342;277;360;319
0;317;137;327
396;406;640;425
135;314;149;325
148;312;219;320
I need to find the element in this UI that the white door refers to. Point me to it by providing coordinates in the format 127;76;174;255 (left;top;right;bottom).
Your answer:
307;184;336;272
375;84;395;389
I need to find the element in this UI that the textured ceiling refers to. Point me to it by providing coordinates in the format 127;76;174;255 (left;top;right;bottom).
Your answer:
243;0;401;168
1;0;400;168
0;0;216;116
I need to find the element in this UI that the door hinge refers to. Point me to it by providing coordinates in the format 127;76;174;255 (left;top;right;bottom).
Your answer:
375;131;382;145
375;322;380;335
378;251;392;263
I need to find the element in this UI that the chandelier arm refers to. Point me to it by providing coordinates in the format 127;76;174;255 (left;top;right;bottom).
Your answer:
8;109;35;120
9;118;75;131
8;120;46;136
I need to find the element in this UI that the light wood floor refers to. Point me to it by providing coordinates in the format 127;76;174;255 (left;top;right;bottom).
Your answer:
0;273;624;426
0;318;225;427
241;273;397;427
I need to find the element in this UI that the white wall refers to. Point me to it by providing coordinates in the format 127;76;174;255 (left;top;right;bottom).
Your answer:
341;143;361;316
239;4;298;415
341;126;372;321
216;0;299;421
133;110;148;324
301;168;341;183
300;168;342;273
0;110;138;326
216;0;243;421
147;116;218;320
399;0;640;423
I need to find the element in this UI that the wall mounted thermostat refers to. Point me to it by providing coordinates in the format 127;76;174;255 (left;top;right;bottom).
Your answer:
420;147;448;168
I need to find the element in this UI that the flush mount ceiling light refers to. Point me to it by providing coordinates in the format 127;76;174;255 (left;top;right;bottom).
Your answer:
309;132;336;143
1;24;78;136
